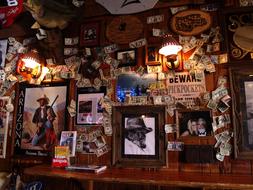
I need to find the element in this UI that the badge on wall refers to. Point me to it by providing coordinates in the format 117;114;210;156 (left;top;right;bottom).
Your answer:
170;9;212;36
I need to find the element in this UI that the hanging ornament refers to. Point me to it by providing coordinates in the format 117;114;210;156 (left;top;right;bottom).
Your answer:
95;0;158;14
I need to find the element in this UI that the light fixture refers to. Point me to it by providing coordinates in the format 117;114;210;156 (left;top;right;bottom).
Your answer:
159;34;182;70
17;49;44;80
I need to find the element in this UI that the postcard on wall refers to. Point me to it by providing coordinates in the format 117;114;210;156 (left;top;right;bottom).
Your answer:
76;87;106;125
0;96;11;158
0;39;8;68
60;131;77;157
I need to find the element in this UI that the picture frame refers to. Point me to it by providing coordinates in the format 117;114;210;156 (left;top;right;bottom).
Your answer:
230;65;253;159
145;46;161;65
60;131;77;157
14;82;69;156
0;96;11;158
222;7;253;63
116;73;157;103
112;105;167;167
116;49;137;67
176;109;213;138
76;86;106;125
80;22;100;47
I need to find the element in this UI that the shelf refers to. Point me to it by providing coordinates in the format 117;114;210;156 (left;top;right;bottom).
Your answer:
24;165;253;190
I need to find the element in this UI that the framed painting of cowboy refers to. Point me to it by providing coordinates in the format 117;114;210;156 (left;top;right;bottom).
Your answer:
14;82;68;157
112;105;167;167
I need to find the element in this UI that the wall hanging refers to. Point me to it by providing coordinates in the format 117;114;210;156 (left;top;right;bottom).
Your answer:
106;15;143;44
95;0;159;14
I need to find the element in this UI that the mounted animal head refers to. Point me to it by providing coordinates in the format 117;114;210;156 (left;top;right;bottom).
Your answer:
23;0;77;29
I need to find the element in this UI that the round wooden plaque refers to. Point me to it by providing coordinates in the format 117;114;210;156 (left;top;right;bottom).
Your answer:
106;16;143;44
170;9;212;36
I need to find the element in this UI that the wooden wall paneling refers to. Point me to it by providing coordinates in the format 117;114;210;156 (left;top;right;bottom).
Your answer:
166;151;179;172
202;162;220;174
179;162;202;172
230;159;252;175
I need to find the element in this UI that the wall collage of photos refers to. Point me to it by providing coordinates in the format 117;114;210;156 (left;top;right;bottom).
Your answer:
1;0;253;173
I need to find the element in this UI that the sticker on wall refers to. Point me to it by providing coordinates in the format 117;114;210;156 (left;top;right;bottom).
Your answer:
170;9;212;36
95;0;159;14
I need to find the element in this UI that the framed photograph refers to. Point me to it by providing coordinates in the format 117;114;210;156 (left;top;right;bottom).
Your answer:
0;39;8;68
116;73;157;102
76;86;106;125
176;109;213;138
14;82;68;156
60;131;77;157
116;49;137;67
230;65;253;159
145;46;161;65
80;22;100;47
0;96;11;158
112;105;166;167
222;7;253;63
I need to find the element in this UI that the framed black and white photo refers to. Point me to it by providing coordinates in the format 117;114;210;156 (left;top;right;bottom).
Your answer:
0;96;11;158
116;49;137;67
230;65;253;159
76;86;106;125
112;105;166;167
176;109;213;138
14;82;68;156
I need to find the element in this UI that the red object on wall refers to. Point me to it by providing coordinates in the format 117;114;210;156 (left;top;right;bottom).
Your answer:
0;0;23;28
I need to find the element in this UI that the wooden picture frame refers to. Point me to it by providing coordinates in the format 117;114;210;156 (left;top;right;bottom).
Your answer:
116;49;137;67
76;86;106;126
80;22;100;47
14;82;68;156
0;96;11;158
145;46;161;65
176;109;213;138
222;7;253;63
230;65;253;159
112;105;166;167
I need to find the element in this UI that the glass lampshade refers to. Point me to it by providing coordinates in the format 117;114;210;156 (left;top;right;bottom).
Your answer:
158;34;182;56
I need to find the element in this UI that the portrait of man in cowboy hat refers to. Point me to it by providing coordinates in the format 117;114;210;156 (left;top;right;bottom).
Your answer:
124;117;155;155
31;94;56;147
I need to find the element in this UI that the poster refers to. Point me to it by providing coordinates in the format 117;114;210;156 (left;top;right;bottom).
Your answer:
0;96;10;158
166;72;206;105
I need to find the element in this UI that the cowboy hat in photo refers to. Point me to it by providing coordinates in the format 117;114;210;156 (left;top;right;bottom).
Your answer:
36;94;49;104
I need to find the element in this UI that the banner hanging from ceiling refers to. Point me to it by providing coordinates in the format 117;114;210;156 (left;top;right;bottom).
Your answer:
95;0;159;14
0;0;23;28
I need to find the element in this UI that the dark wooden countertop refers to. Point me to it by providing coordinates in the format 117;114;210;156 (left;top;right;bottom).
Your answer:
24;165;253;190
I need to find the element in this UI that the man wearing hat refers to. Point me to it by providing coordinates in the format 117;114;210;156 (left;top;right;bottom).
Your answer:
124;117;154;155
31;94;56;146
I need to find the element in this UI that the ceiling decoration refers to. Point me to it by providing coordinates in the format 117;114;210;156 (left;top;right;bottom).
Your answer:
95;0;159;14
106;15;143;44
0;0;23;28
